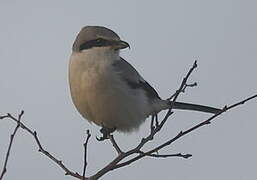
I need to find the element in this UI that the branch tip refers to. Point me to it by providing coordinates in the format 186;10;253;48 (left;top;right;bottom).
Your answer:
18;110;24;119
193;60;198;67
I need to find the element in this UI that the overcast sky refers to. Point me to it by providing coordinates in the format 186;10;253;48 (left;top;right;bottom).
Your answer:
0;0;257;180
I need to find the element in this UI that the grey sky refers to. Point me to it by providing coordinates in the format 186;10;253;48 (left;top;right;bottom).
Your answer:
0;0;257;179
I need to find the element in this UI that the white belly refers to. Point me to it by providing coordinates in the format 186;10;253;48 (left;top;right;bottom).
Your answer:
69;51;149;132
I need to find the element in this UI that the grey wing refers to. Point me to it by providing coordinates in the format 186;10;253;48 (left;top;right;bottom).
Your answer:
112;57;161;100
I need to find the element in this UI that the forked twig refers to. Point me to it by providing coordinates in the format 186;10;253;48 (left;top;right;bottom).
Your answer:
0;111;24;180
0;112;82;179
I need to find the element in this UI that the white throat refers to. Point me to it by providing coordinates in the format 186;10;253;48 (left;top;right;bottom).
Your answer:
80;47;120;64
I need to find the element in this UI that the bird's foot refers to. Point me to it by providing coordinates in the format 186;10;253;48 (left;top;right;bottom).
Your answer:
96;127;116;141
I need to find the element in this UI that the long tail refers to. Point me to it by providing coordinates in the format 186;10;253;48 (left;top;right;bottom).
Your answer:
171;101;221;114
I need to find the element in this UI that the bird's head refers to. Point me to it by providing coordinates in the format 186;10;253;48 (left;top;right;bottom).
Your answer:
72;26;130;53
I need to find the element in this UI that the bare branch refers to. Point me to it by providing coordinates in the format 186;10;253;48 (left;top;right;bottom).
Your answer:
1;61;256;180
108;135;123;155
138;151;192;159
167;60;197;101
0;111;23;180
1;112;84;179
83;130;91;179
136;61;198;150
181;82;197;92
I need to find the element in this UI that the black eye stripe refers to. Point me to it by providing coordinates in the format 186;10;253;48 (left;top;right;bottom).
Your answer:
79;38;112;51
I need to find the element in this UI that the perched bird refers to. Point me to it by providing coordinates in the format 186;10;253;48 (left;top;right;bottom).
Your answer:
69;26;220;138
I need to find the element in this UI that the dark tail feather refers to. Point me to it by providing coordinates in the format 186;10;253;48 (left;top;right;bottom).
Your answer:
172;101;221;114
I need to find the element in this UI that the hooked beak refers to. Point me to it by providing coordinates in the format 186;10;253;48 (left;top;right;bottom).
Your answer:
112;40;130;50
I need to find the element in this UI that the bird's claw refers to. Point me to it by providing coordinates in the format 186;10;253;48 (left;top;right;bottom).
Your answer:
96;135;107;141
96;127;116;141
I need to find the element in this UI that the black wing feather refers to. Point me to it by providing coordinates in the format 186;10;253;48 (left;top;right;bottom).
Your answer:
112;58;161;100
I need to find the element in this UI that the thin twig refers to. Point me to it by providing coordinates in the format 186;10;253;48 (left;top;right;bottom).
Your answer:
154;114;159;127
144;61;198;147
158;61;198;136
167;60;197;101
138;151;192;159
83;130;91;179
108;135;123;155
0;110;24;180
150;115;155;132
148;153;192;159
182;82;197;92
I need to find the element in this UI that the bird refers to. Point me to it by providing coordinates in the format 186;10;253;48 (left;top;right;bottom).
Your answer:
68;26;221;139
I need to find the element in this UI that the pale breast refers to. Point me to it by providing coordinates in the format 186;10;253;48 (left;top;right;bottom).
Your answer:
69;51;149;132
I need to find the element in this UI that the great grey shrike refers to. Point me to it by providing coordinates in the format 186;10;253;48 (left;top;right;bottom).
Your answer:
68;26;220;138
